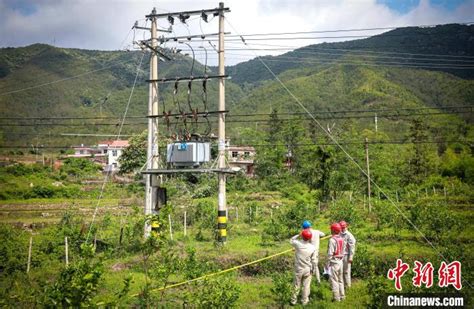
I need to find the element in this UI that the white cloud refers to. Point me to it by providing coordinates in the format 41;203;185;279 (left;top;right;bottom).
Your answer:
0;0;472;65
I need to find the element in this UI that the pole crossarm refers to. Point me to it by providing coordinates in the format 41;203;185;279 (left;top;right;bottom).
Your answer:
160;32;230;43
146;7;230;19
140;41;172;60
142;168;237;175
146;74;229;83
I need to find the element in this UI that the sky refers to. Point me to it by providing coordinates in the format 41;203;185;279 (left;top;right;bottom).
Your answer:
0;0;473;65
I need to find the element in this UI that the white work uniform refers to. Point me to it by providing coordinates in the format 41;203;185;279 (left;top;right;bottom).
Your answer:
327;234;345;302
307;228;325;283
290;234;317;305
341;229;356;288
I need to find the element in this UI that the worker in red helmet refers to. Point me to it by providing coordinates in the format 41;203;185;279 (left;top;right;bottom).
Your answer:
302;220;326;284
290;229;317;306
339;220;356;288
326;223;345;302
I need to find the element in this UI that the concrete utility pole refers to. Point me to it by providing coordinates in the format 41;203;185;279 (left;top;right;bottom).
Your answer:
141;3;229;240
365;137;372;212
144;8;160;238
217;2;227;243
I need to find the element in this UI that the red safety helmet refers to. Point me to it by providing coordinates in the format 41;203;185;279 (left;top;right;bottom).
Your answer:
330;223;342;234
339;220;348;229
301;229;312;241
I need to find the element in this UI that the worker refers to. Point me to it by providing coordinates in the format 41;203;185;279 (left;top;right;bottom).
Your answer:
302;220;325;283
290;229;317;306
340;220;356;288
326;222;345;302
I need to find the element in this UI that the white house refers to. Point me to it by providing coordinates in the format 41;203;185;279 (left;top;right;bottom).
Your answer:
106;140;129;172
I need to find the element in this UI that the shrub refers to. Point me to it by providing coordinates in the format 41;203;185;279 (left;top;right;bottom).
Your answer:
366;274;392;309
0;225;28;275
327;199;362;227
351;245;372;279
31;185;55;198
261;218;287;244
409;200;458;242
270;271;293;308
60;158;101;177
42;244;103;307
185;275;240;308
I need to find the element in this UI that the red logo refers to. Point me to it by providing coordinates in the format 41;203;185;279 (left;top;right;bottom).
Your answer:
438;261;462;290
387;259;410;291
412;261;434;288
387;260;462;291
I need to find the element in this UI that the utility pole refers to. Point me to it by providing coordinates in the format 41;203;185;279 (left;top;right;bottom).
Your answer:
140;3;230;240
144;8;160;238
217;2;227;243
365;137;371;212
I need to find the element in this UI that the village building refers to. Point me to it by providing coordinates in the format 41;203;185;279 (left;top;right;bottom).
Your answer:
227;145;256;177
69;140;129;172
105;140;129;172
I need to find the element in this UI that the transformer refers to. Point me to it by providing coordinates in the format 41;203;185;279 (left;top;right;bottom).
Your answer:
166;142;210;167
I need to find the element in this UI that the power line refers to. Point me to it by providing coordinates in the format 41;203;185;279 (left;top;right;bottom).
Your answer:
190;53;474;68
223;22;474;38
1;110;472;127
0;105;471;120
196;50;474;64
236;42;474;59
219;56;474;70
1;139;470;149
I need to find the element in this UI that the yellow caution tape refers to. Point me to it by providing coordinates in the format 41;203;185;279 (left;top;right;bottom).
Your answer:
130;235;331;297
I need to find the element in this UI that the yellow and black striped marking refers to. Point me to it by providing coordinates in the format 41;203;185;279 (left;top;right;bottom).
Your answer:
217;210;227;242
151;220;160;237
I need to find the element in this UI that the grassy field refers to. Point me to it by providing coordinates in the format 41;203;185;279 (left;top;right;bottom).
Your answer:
0;156;472;308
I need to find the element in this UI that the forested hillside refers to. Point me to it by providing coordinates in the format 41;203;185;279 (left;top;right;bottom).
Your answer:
0;24;473;149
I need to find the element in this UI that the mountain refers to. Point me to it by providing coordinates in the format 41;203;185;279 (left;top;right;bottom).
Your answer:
0;44;244;147
0;24;473;148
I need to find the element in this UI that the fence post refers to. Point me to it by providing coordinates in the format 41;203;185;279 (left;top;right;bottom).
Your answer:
27;236;33;273
65;236;69;266
184;211;187;237
168;214;173;240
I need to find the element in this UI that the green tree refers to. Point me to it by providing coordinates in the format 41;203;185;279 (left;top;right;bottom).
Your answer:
119;131;147;174
60;158;101;178
406;118;436;184
43;244;103;307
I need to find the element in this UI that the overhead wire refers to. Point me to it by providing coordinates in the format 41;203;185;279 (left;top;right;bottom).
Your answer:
222;21;474;37
0;105;471;120
1;109;472;127
1;139;470;149
179;50;474;69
